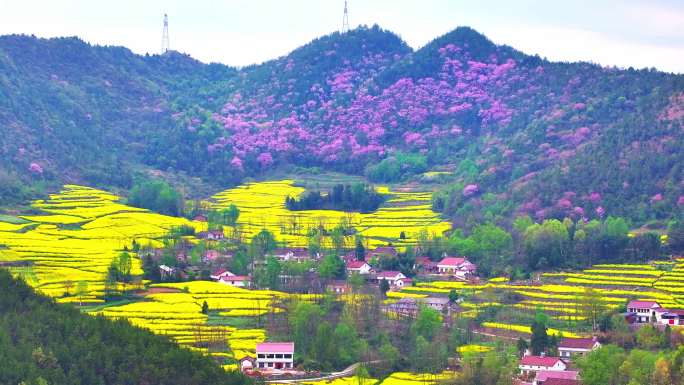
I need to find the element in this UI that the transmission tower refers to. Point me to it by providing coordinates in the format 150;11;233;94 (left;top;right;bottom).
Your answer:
341;1;350;33
161;13;170;54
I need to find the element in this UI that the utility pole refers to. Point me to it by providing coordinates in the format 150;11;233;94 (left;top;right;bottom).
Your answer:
341;0;350;33
161;13;170;54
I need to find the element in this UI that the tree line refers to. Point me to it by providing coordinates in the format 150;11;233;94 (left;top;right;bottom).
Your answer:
285;183;385;213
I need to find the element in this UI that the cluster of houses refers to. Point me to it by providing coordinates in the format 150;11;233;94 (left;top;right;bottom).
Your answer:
343;248;477;289
517;337;601;385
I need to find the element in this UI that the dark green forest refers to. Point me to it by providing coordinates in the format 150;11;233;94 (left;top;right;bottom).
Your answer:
0;270;251;385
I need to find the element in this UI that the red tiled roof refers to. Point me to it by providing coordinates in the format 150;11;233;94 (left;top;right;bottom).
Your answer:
520;355;563;367
536;370;579;381
543;379;579;385
559;337;597;350
211;269;230;276
377;271;403;279
256;342;294;353
438;257;468;266
627;300;661;309
347;260;369;269
220;275;250;282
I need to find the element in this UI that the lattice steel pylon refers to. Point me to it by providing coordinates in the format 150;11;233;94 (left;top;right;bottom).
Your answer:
341;1;350;33
161;13;170;54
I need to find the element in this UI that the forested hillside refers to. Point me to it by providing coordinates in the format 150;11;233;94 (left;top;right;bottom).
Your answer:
0;270;251;385
1;26;682;226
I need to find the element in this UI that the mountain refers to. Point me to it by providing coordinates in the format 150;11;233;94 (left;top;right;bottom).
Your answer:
0;25;682;226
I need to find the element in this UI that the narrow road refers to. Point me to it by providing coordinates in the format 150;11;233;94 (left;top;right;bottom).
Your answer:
266;361;379;383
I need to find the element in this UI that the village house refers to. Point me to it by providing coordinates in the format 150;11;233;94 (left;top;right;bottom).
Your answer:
203;250;221;263
533;370;579;385
218;275;250;288
346;260;372;275
368;246;398;259
656;308;684;325
627;300;661;323
519;356;567;377
376;271;410;287
414;256;438;273
271;247;316;262
326;280;351;294
558;337;600;359
239;356;255;372
210;269;235;281
193;214;208;222
197;229;225;241
255;342;295;370
387;297;453;318
159;264;176;279
436;257;477;278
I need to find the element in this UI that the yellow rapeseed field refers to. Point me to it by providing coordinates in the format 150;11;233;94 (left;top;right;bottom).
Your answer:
211;180;451;249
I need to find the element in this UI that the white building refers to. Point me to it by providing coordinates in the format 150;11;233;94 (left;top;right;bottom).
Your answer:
346;260;372;275
219;275;250;288
558;337;601;359
519;356;567;377
436;257;476;278
627;300;661;323
376;271;408;287
256;342;295;370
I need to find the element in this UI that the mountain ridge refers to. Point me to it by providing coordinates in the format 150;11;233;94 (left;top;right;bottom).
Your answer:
0;25;682;227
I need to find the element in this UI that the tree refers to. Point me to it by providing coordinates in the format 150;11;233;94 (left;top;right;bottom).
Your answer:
530;319;548;355
355;236;366;261
618;349;657;385
319;254;344;279
636;325;666;349
379;279;390;298
117;251;132;282
576;345;626;385
75;280;88;307
251;228;277;257
653;357;673;385
448;289;459;303
411;306;442;341
378;341;400;374
581;287;607;331
517;338;528;355
128;178;184;216
201;301;209;315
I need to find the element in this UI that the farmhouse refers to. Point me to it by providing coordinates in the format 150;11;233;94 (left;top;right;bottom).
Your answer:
218;275;250;287
326;280;351;294
210;269;235;281
437;257;476;278
197;229;225;240
376;271;409;287
256;342;295;370
387;297;452;318
414;256;437;273
346;260;372;275
627;300;661;323
272;247;316;262
193;214;208;222
159;264;176;279
558;337;600;359
533;370;580;385
368;246;398;259
519;356;567;376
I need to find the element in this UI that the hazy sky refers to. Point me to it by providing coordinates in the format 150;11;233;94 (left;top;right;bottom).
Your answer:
0;0;682;73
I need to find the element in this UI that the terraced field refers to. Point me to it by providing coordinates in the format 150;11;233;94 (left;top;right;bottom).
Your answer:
0;185;203;301
400;260;684;337
211;180;451;248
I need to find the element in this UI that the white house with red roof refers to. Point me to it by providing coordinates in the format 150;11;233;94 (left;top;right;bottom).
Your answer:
271;247;316;262
256;342;295;370
219;275;251;288
519;356;567;376
558;337;600;359
346;260;372;275
377;271;408;287
657;308;684;325
437;257;477;278
210;269;235;281
627;300;661;323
